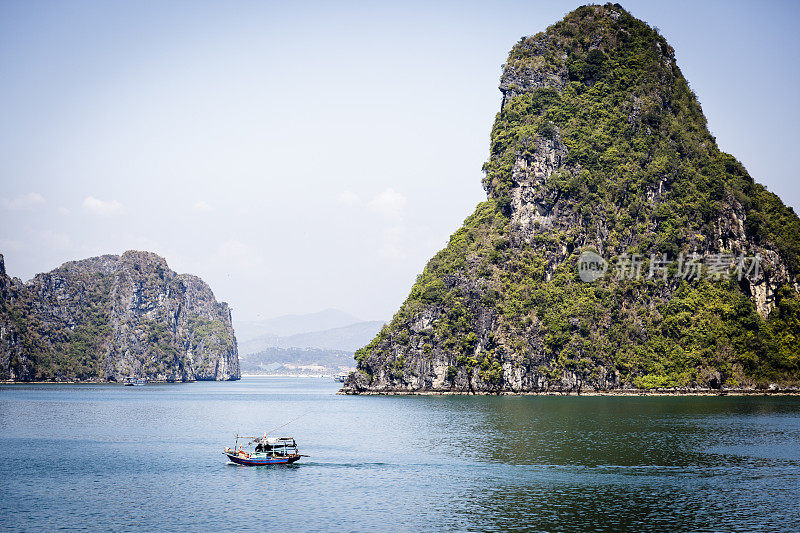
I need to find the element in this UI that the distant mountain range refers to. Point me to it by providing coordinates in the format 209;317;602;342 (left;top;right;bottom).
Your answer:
235;308;365;341
235;309;385;375
238;320;385;355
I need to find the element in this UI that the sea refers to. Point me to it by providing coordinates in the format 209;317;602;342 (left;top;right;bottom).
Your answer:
1;377;799;532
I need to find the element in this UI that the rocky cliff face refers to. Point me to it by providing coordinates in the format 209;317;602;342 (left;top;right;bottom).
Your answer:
343;4;800;394
0;251;240;382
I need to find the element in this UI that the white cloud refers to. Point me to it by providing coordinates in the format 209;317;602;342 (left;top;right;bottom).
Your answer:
367;188;406;220
82;196;124;215
217;240;263;270
378;225;407;260
0;239;22;252
129;235;161;251
57;207;70;215
192;200;213;212
338;191;361;206
37;230;72;251
2;192;45;210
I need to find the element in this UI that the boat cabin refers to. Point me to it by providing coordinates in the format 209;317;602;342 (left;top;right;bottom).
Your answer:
254;437;298;457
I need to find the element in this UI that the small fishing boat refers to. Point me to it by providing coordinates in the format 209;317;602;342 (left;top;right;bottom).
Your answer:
124;377;146;386
333;373;348;383
223;434;307;466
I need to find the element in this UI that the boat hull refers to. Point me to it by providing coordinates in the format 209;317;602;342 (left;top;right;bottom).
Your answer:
224;452;302;466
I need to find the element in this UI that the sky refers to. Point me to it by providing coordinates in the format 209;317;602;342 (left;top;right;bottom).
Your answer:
1;0;798;325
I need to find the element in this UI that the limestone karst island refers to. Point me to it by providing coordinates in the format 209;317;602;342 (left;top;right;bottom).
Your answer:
343;4;800;394
0;251;240;382
2;3;800;532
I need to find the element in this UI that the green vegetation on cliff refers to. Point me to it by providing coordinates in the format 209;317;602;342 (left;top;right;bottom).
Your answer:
349;4;800;392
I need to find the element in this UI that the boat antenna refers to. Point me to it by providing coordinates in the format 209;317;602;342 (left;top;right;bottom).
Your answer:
265;412;308;436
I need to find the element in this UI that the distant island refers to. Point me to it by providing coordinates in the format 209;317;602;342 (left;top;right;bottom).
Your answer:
0;250;240;382
342;4;800;395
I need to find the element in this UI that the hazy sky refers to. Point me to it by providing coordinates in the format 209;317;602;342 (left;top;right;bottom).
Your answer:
1;0;798;324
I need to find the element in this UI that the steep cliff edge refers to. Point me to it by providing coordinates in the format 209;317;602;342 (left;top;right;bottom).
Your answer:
0;251;240;382
343;4;800;394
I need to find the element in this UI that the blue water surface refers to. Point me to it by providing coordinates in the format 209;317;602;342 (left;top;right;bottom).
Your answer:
1;377;799;532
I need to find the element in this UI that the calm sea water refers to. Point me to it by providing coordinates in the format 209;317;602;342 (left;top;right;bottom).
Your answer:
1;377;799;532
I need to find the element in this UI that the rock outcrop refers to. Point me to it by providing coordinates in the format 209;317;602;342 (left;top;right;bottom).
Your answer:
0;250;240;382
343;4;800;394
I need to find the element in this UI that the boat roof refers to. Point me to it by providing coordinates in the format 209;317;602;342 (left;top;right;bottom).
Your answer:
237;434;297;446
243;435;296;444
264;437;294;443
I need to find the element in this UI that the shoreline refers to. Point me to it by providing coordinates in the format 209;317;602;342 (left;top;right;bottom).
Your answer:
337;388;800;396
3;378;797;396
241;373;337;379
0;374;339;384
0;379;227;385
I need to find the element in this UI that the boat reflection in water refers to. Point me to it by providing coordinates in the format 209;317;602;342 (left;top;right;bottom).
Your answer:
224;434;307;466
